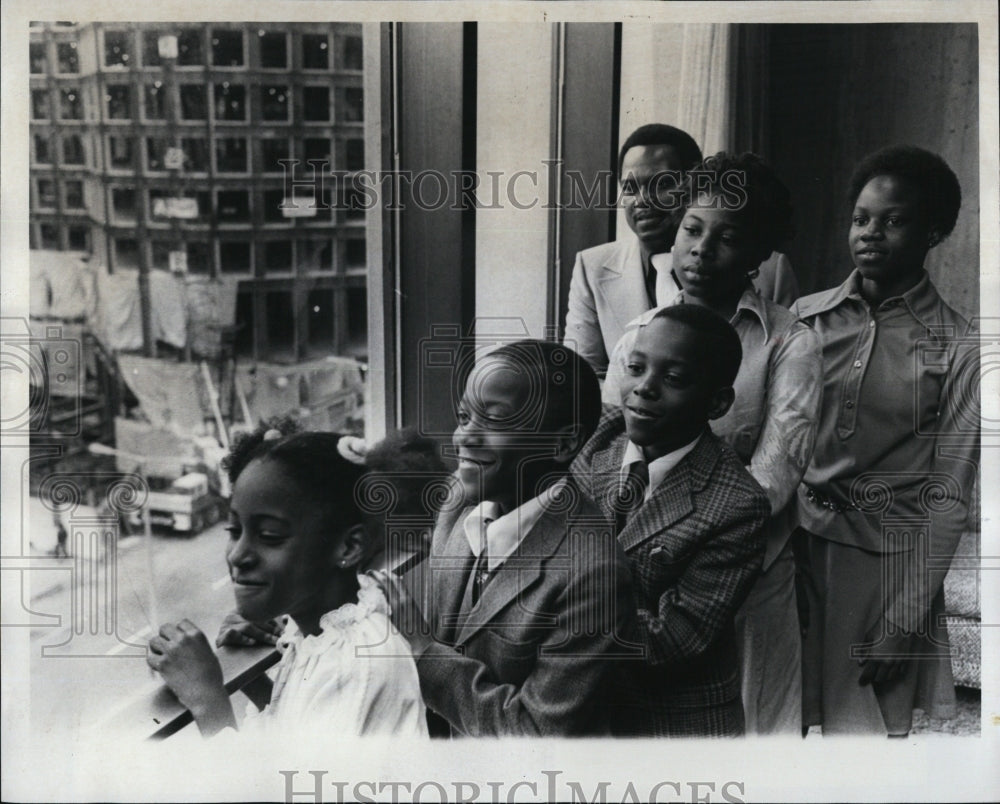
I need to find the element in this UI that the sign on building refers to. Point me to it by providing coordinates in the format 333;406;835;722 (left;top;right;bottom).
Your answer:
281;197;318;218
158;35;179;59
168;250;188;274
164;147;185;170
152;197;199;219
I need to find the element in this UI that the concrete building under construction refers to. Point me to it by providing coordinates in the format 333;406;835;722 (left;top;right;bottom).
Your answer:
28;21;367;469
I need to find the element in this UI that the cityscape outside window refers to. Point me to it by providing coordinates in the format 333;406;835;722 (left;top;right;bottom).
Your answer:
29;21;369;365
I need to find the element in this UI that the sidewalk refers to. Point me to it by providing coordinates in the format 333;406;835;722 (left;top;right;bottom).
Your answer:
24;495;140;603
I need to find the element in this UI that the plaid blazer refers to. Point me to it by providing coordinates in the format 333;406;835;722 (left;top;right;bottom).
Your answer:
572;410;769;737
405;474;640;737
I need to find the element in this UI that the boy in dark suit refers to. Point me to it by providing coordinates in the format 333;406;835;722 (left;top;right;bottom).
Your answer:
572;304;769;736
372;340;638;736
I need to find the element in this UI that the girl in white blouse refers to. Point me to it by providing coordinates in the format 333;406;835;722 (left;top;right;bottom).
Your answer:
146;424;428;739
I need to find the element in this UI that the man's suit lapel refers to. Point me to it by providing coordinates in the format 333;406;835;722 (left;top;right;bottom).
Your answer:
596;238;649;334
588;433;628;522
430;507;478;644
620;433;723;550
590;429;722;553
453;507;558;648
618;470;693;552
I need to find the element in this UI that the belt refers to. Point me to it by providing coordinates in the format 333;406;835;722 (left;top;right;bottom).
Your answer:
803;484;856;514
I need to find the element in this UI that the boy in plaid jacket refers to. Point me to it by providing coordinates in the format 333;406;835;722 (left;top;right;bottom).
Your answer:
573;304;769;736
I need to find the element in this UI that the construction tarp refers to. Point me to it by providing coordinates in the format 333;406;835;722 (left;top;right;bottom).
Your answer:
235;355;364;428
94;268;188;351
184;276;240;359
116;355;208;432
29;250;98;322
114;416;197;479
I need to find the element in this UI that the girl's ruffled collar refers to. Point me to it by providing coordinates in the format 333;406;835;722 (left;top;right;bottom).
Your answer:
277;574;388;653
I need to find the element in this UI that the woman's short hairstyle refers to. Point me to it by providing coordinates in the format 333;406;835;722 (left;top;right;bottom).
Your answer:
676;151;795;256
847;145;962;238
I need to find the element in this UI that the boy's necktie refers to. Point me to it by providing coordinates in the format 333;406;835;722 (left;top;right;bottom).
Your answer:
471;509;498;606
616;460;649;534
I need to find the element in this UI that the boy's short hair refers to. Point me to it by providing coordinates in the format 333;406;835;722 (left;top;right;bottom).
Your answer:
617;124;703;176
487;340;602;443
847;145;962;238
649;305;742;390
677;151;795;255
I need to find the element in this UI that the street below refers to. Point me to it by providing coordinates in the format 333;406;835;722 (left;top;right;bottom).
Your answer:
26;509;239;739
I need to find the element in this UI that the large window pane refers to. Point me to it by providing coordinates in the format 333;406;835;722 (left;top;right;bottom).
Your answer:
112;187;137;219
302;86;330;121
60;88;83;120
262;189;286;223
339;35;363;71
31;89;49;120
260;138;290;173
30;42;47;73
217;190;250;223
142;30;164;67
215;137;248;173
214;83;246;121
34;134;52;164
181;138;209;172
108;135;133;169
62;134;85;165
219;241;251;274
299;239;333;273
303;137;332;165
37;179;57;207
302;34;329;69
67;225;89;251
146;138;167;171
40;223;60;249
180;84;207;119
259;31;288;69
260;85;289;121
262;240;293;273
187;241;212;275
337;87;364;122
144;83;167;119
104;30;132;67
64;180;85;209
57;42;80;73
106;85;131;119
212;29;244;67
177;29;204;66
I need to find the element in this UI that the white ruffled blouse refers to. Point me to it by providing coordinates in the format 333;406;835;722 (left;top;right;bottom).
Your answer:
241;574;427;738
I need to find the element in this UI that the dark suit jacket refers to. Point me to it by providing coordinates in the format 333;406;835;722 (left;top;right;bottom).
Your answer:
572;411;769;736
406;475;639;737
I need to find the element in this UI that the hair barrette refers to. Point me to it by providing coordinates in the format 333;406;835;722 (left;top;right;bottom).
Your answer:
337;435;369;465
263;428;283;442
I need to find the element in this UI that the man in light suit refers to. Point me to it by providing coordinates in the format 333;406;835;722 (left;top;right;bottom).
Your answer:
373;341;639;736
564;123;799;378
572;305;769;736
